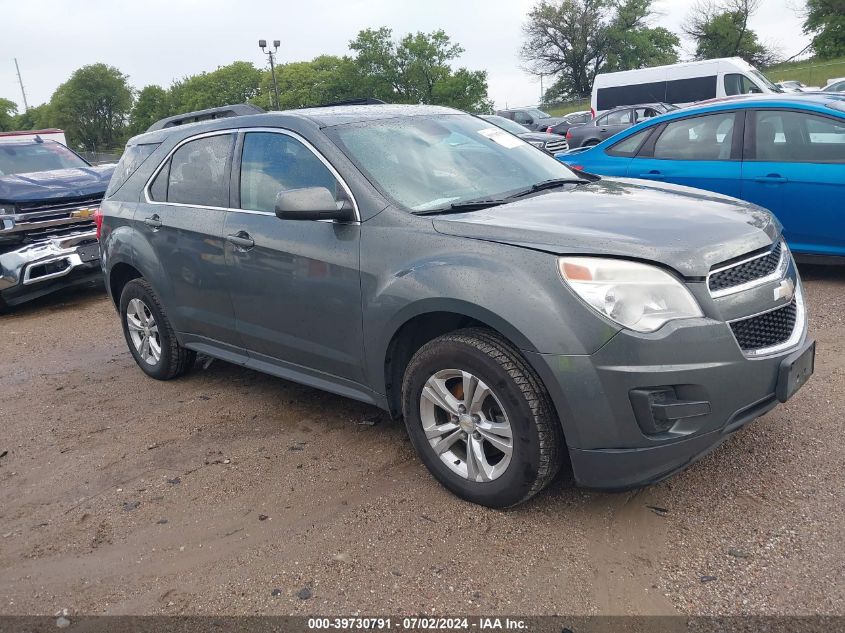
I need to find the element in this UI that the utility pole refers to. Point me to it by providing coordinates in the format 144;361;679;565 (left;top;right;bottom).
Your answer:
14;58;29;112
259;39;281;110
539;73;545;106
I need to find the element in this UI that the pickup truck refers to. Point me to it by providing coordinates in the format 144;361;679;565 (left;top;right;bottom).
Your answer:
0;134;114;310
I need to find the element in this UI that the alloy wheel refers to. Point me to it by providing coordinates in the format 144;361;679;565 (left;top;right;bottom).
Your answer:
126;298;161;366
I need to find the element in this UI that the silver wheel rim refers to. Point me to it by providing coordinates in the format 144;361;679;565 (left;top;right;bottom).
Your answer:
419;369;513;482
126;298;161;366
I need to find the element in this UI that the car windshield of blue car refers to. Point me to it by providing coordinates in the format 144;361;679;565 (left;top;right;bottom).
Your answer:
0;141;89;176
329;114;582;212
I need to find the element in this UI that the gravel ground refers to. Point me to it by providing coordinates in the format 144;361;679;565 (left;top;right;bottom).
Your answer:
0;265;843;617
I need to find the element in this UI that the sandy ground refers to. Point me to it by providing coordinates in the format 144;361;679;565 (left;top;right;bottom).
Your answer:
0;266;843;617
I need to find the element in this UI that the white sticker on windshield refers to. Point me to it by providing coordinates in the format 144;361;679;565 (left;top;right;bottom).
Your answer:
478;127;524;149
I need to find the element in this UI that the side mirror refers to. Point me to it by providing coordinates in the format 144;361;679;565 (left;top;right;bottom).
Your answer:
274;187;354;222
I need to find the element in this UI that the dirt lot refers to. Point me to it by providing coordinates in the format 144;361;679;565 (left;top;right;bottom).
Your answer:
1;266;843;617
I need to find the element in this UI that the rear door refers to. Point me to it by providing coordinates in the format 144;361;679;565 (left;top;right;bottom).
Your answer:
223;129;365;383
598;109;633;141
141;132;242;349
626;110;743;197
741;108;845;256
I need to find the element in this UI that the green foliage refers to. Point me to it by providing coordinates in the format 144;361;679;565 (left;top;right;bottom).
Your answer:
50;63;134;150
128;85;171;136
253;55;363;110
683;0;778;66
804;0;845;59
169;61;262;113
11;103;56;131
0;98;17;132
521;0;679;100
766;56;845;87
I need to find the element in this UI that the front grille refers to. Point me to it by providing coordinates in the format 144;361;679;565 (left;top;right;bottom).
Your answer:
15;195;102;225
729;298;797;352
545;138;569;153
709;241;782;293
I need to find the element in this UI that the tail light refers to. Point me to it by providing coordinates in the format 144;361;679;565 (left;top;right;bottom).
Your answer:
93;207;104;240
546;126;553;133
566;129;573;140
570;165;585;171
590;107;596;118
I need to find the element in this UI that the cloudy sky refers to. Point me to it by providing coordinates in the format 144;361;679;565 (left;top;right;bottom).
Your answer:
1;0;810;113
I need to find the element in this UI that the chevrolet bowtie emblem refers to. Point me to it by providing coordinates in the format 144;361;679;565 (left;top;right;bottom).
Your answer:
774;278;795;302
70;207;96;219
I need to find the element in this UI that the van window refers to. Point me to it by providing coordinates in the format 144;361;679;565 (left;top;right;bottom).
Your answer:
239;132;340;213
652;112;737;161
665;76;718;103
166;134;234;207
753;110;845;163
724;74;761;96
596;81;666;111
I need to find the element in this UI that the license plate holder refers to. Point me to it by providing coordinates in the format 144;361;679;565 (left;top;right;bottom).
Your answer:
76;242;100;263
776;339;815;403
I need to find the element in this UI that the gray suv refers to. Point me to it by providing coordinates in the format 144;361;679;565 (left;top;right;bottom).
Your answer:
100;103;815;508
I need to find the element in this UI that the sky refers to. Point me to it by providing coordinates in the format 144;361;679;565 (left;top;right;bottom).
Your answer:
0;0;812;114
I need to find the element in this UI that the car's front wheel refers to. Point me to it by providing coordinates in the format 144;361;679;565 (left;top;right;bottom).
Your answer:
119;279;195;380
401;328;563;508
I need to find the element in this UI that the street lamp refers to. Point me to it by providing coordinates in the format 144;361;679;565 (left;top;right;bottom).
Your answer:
259;39;281;111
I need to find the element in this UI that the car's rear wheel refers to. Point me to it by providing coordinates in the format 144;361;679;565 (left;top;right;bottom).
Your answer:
401;328;563;508
119;279;195;380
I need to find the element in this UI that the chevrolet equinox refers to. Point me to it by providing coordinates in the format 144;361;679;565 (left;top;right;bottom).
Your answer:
99;103;815;508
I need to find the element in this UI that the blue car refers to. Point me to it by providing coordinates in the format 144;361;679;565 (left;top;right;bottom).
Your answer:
556;93;845;259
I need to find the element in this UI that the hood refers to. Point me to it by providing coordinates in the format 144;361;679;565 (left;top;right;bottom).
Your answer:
433;178;779;277
519;131;564;143
0;165;115;204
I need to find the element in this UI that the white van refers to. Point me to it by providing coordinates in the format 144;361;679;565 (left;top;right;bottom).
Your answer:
590;57;781;116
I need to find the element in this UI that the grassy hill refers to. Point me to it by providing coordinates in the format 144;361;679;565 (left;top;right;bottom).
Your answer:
763;57;845;88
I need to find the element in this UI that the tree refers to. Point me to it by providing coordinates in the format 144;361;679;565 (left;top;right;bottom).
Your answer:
50;63;133;149
349;27;493;112
12;103;55;131
521;0;679;100
128;85;171;136
803;0;845;59
168;61;262;113
683;0;779;66
252;55;363;110
0;98;17;132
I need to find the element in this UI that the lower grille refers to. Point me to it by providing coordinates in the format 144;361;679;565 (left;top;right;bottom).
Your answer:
729;298;797;352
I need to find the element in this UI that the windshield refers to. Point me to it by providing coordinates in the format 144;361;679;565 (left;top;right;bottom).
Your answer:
527;108;552;120
327;114;580;211
750;69;783;93
483;115;530;135
0;141;89;176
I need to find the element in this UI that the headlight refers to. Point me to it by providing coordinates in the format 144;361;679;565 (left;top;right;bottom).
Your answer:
559;257;703;333
529;140;546;149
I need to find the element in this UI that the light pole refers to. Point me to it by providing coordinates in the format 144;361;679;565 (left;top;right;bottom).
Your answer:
259;39;281;110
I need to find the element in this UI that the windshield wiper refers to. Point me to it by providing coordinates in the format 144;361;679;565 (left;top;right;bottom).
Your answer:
505;177;590;200
413;198;509;215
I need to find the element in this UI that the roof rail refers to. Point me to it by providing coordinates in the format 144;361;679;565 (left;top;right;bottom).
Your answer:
307;98;387;108
146;104;265;133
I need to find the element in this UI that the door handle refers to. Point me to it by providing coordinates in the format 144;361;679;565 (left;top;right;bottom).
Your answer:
599;128;608;133
226;231;255;251
754;174;788;183
143;214;162;229
638;170;666;180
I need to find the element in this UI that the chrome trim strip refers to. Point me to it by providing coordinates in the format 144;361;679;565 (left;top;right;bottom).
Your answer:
727;281;806;358
708;240;788;299
142;127;361;223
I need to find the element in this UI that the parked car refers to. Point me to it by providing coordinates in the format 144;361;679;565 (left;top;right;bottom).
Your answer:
547;111;591;136
556;93;845;259
494;107;566;132
566;103;678;148
592;57;783;117
101;102;813;508
480;115;568;154
0;133;115;310
823;78;845;93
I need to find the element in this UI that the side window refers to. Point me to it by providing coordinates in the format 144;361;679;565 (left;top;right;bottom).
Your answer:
149;159;170;201
633;108;658;123
653;112;737;161
754;110;845;163
166;134;234;207
724;74;761;96
106;143;159;197
595;114;608;126
605;109;632;125
607;128;653;157
239;132;341;213
514;111;532;125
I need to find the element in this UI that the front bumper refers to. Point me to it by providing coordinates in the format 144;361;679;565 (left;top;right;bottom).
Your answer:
0;230;101;306
525;308;812;490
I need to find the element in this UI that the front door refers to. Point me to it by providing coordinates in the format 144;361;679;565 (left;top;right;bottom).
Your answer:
140;132;241;348
741;108;845;256
223;130;365;383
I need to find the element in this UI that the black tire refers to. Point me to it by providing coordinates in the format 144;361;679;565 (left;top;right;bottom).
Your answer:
401;328;563;508
119;279;195;380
